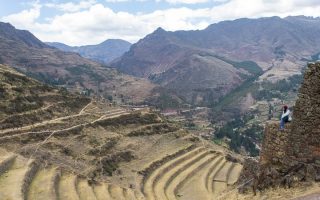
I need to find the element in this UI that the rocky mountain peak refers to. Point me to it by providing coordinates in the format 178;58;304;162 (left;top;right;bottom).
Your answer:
46;38;131;64
154;27;166;33
0;22;49;48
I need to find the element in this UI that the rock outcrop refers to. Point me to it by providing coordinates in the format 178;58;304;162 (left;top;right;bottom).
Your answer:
257;62;320;189
288;62;320;164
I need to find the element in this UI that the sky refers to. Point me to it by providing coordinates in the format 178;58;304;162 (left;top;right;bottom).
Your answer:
1;0;320;46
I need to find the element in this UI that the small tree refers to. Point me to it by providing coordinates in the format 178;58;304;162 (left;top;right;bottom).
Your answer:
107;95;113;102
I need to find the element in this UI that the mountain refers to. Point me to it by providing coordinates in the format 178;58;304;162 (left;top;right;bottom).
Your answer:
0;22;154;103
111;28;262;105
46;39;131;64
0;22;49;48
111;16;320;106
45;42;72;51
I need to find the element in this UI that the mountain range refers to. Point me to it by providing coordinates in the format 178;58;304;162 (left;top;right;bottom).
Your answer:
2;16;320;109
111;16;320;106
0;22;154;104
46;39;131;64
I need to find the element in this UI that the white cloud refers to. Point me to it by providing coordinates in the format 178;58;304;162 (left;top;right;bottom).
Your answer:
44;0;97;12
158;0;229;4
207;0;320;21
2;0;320;46
163;0;209;4
105;0;130;2
1;3;209;45
2;2;41;27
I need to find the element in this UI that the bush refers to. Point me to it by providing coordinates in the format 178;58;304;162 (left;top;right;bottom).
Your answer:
95;151;134;176
94;113;160;128
213;113;263;156
127;123;178;137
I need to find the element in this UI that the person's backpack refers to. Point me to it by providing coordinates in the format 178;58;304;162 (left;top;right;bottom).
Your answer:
288;112;292;122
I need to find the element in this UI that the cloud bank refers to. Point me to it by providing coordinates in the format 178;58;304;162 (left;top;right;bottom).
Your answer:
2;0;320;45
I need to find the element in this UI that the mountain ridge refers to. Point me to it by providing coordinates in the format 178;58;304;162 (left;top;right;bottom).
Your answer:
0;22;50;49
0;22;154;104
46;39;131;64
111;16;320;106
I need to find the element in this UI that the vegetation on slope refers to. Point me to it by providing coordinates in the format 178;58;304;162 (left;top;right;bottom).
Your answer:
0;64;90;129
213;113;263;156
211;69;303;156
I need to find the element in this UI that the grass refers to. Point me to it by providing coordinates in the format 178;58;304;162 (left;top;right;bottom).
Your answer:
212;76;260;112
212;138;222;145
213;55;263;75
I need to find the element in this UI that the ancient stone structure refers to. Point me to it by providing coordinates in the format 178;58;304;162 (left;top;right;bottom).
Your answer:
260;123;291;167
288;62;320;164
258;62;320;188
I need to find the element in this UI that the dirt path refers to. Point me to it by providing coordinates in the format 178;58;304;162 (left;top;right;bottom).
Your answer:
293;193;320;200
79;100;92;114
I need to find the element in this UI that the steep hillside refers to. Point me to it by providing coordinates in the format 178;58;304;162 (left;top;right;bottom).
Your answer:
112;28;262;105
0;64;90;130
111;16;320;106
0;22;154;104
196;16;320;80
0;64;244;200
46;39;131;64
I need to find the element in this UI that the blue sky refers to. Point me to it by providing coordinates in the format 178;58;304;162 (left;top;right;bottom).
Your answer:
1;0;320;46
0;0;225;15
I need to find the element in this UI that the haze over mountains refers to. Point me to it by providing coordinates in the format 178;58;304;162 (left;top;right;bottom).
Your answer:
0;22;154;103
46;39;131;64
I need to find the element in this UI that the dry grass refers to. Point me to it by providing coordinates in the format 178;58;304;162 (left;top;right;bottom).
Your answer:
219;182;320;200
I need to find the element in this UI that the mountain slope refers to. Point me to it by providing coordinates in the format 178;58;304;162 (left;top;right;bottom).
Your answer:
111;27;262;105
111;16;320;106
0;22;154;104
113;16;320;78
0;64;90;129
46;39;131;64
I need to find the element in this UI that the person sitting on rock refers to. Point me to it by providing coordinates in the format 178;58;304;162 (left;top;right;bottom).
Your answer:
280;105;291;130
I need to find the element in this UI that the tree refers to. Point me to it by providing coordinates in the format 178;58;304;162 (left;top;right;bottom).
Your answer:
107;95;113;102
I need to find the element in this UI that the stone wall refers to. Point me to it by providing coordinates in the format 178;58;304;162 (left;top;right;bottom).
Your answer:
287;62;320;164
257;62;320;188
260;122;291;167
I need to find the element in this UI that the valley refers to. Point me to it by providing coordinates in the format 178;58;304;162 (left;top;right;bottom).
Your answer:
1;8;320;199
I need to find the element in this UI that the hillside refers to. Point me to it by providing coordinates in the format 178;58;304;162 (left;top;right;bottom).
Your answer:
112;28;263;106
0;64;90;129
0;22;154;104
46;39;131;64
111;16;320;106
0;64;244;200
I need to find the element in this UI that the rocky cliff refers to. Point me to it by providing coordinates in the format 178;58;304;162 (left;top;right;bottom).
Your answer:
258;62;320;189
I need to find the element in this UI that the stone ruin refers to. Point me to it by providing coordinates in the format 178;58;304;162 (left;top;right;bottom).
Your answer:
241;62;320;193
288;62;320;164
